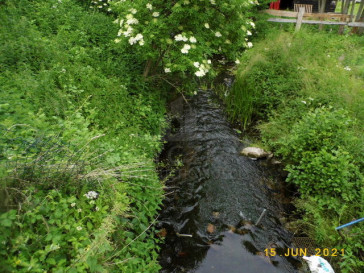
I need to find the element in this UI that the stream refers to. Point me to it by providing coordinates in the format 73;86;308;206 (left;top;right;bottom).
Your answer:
157;90;303;273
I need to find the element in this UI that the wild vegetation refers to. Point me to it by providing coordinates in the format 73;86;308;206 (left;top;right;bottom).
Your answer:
0;0;258;272
227;30;364;272
0;0;167;271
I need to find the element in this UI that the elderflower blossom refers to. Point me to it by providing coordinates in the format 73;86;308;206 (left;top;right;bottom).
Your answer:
193;62;200;68
235;59;240;64
164;68;171;73
127;17;139;25
123;26;134;37
84;191;99;200
175;34;188;42
129;8;137;14
76;226;83;231
195;70;205;77
129;33;144;45
195;60;210;77
189;36;197;43
146;3;153;10
247;30;252;36
181;44;191;54
152;12;160;17
344;66;351;71
250;22;255;28
247;42;253;48
204;23;210;29
215;31;222;37
71;203;76;207
207;60;211;64
95;206;100;211
210;0;216;4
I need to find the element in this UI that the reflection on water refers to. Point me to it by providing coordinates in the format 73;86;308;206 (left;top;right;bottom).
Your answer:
158;91;302;273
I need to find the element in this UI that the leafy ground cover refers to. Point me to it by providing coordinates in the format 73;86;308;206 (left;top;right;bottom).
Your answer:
226;29;364;272
0;0;167;272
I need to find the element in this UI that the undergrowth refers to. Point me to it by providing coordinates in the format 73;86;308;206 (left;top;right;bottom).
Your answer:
0;0;168;272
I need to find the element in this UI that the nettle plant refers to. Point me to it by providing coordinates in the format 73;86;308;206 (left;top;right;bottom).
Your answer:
109;0;257;78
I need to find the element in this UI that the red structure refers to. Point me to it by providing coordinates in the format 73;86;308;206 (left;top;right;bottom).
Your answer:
269;1;281;10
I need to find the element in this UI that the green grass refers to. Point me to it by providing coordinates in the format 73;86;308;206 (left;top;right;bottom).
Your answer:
225;29;364;273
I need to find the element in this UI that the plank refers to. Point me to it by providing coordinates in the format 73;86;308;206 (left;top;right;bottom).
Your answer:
348;22;364;27
263;9;349;19
267;18;348;25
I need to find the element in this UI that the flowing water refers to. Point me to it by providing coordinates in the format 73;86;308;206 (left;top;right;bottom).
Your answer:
158;90;303;273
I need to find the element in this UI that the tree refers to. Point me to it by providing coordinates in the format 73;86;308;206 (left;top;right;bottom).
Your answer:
110;0;257;78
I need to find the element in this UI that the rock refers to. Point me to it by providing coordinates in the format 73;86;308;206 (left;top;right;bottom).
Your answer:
270;159;282;165
207;223;215;234
240;147;270;159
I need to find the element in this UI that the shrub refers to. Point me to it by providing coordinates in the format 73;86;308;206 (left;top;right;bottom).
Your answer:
110;0;258;78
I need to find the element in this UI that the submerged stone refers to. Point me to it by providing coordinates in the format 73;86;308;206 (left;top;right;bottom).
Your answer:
240;147;270;159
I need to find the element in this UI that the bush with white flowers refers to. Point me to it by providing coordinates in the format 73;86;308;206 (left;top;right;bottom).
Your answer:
110;0;258;78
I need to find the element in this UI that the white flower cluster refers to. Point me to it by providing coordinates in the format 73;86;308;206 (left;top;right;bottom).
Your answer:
194;60;212;77
146;3;153;10
114;13;145;46
84;191;99;200
181;44;191;54
129;33;144;45
89;0;110;10
174;34;197;43
126;14;139;25
129;8;137;14
210;0;216;4
174;34;188;42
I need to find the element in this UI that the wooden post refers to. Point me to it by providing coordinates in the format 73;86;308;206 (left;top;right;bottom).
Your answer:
349;0;356;22
295;7;305;31
339;0;351;34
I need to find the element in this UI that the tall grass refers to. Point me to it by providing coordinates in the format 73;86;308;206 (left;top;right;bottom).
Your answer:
224;29;364;273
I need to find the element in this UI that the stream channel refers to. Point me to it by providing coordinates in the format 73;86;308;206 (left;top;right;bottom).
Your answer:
157;90;305;273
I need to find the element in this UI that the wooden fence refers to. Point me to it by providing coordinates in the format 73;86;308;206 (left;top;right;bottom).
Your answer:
264;8;364;31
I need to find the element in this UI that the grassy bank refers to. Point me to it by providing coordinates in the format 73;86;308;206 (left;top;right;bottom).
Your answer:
226;30;364;272
0;0;167;272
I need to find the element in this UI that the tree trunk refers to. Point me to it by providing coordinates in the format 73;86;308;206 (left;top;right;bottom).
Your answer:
143;59;153;78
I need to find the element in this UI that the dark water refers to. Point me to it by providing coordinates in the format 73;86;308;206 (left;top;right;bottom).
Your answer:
158;91;303;273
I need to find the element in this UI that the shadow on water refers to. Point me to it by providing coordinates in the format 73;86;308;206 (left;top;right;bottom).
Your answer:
157;90;303;273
